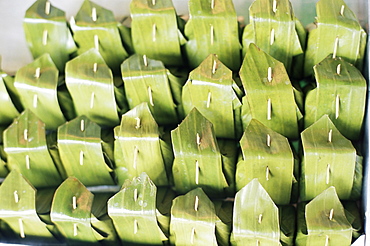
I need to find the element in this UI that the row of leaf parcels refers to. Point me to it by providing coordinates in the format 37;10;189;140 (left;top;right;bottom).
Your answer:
1;98;362;208
0;171;361;245
23;0;366;79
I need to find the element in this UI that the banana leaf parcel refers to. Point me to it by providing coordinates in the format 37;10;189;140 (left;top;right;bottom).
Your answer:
305;55;367;141
70;0;129;74
108;172;168;245
236;119;297;205
57;115;115;186
130;0;186;66
0;72;21;126
182;54;243;139
3;110;64;188
23;0;77;72
242;0;305;76
0;170;58;244
184;0;241;71
171;108;234;198
303;0;367;77
170;188;218;245
65;49;122;128
240;44;303;139
300;115;361;201
114;103;173;186
121;54;185;126
295;187;354;246
14;54;74;130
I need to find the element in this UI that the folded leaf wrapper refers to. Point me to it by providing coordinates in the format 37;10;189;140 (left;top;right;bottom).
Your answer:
170;188;218;245
231;179;280;245
182;54;243;139
57;115;114;186
304;0;367;76
14;54;72;130
242;0;305;75
236;119;296;205
108;172;167;245
240;44;303;139
65;49;122;128
305;56;367;140
114;103;172;186
296;187;353;246
23;0;77;71
171;108;232;198
130;0;185;66
121;54;185;126
0;170;58;243
300;115;359;201
184;0;241;71
0;72;21;126
70;0;129;74
3;110;63;188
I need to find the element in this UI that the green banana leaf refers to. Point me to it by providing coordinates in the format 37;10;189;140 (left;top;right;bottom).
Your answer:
240;44;302;139
0;72;20;126
50;177;99;245
14;54;69;130
295;187;352;246
171;108;229;198
3;110;63;188
57;115;115;186
236;119;295;205
70;0;129;74
350;155;363;200
304;0;367;77
23;0;77;71
108;172;167;245
305;55;367;140
170;188;218;245
300;115;357;201
114;103;172;186
65;49;121;127
121;54;185;126
117;22;135;55
156;187;176;239
184;0;241;71
182;54;242;139
0;170;58;243
214;201;233;246
291;17;307;79
342;201;362;239
230;179;280;245
279;205;296;246
130;0;185;66
218;139;238;197
242;0;304;75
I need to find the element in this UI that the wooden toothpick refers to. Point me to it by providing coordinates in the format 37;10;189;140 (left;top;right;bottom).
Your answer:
328;129;333;143
335;95;340;119
267;67;273;82
206;91;212;108
326;164;330;185
212;59;217;74
258;214;263;224
329;208;334;221
194;195;199;211
267;134;271;147
196;133;201;146
336;64;341;75
134;188;138;202
80;119;85;132
135;117;141;129
190;227;195;245
210;25;214;45
148;86;154;106
143;55;148;67
79;150;84;166
72;196;77;209
267;98;272;120
25;155;30;170
19;218;25;238
92;7;97;22
94;35;99;51
93;63;98;73
340;5;345;16
14;191;19;203
265;166;270;181
45;1;51;15
272;0;277;13
332;37;339;58
24;129;28;141
35;67;41;78
134;219;138;234
195;160;200;185
73;223;78;236
152;24;156;42
42;30;48;46
270;29;275;45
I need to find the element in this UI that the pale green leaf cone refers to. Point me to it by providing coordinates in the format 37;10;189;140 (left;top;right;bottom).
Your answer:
296;187;352;246
108;172;167;245
14;54;69;130
65;49;120;127
70;0;129;73
171;108;229;198
3;110;63;188
184;0;241;71
182;54;242;139
23;0;77;72
130;0;184;66
300;115;357;201
121;54;185;126
0;72;20;126
305;56;367;140
240;44;302;139
0;170;58;243
57;115;115;186
231;179;280;245
242;0;304;75
304;0;367;76
114;103;171;186
236;119;295;205
170;188;218;246
50;177;99;245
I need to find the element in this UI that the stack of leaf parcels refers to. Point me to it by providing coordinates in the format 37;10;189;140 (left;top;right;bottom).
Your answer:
0;0;367;245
